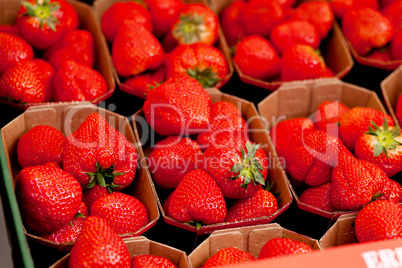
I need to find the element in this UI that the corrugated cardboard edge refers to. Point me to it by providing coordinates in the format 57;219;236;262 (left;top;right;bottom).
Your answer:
131;88;293;235
188;223;322;268
319;213;358;249
381;65;402;125
257;78;388;219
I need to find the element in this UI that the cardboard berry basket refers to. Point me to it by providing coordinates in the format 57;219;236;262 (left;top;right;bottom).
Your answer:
0;0;115;110
257;78;388;219
381;65;402;125
0;102;159;252
207;0;354;92
131;88;293;235
319;213;358;250
92;0;234;95
188;223;322;267
49;236;191;268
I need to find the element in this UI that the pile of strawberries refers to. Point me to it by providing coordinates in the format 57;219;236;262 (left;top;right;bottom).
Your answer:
0;0;110;106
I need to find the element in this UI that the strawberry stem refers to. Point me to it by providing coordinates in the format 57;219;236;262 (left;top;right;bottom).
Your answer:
21;0;60;31
366;118;402;158
173;13;205;43
84;162;125;190
186;67;220;88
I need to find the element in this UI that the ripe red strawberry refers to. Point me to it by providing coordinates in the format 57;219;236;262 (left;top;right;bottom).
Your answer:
41;213;86;244
219;0;247;47
299;182;336;212
281;44;328;82
101;1;152;43
339;107;394;151
148;136;201;189
82;184;110;213
90;192;148;235
63;112;138;191
366;47;393;62
0;59;54;104
131;255;177;268
203;132;269;199
15;164;82;234
241;0;285;38
202;247;255;268
391;31;402;60
233;35;281;81
17;125;65;168
16;0;79;50
112;20;164;78
270;19;321;55
145;0;184;38
342;7;395;56
0;24;21;36
122;66;166;99
68;216;131;267
258;237;313;259
381;178;402;203
355;200;402;243
355;119;402;177
43;29;95;69
382;0;402;33
314;100;350;137
0;32;33;75
289;0;334;39
53;60;108;102
166;42;228;88
210;100;242;119
329;0;379;19
163;169;227;226
270;117;315;158
170;3;219;46
273;0;296;9
143;75;211;136
225;186;278;222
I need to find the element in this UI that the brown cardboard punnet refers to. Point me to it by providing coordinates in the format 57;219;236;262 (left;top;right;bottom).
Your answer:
381;65;402;125
49;236;191;268
92;0;234;96
0;0;115;110
319;213;358;249
0;102;159;251
207;0;354;92
188;223;321;268
257;78;388;219
131;88;293;235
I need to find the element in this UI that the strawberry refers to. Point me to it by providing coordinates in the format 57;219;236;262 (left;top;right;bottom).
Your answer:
148;136;201;189
43;29;95;69
342;7;395;56
355;200;402;243
273;0;296;9
163;169;227;226
90;192;148;235
0;32;33;75
219;0;247;47
339;107;394;151
143;75;211;136
299;182;336;212
112;20;164;78
166;42;228;88
289;0;334;39
211;100;242;119
270;19;321;55
15;164;82;234
122;66;166;99
131;255;177;268
63;112;138;191
203;132;268;199
170;3;219;46
0;24;21;36
281;44;328;82
391;31;402;60
381;178;402;203
225;186;278;222
329;0;379;19
41;213;86;244
355;118;402;177
100;1;152;43
233;35;281;81
270;117;315;158
16;0;79;50
202;247;255;268
53;60;108;102
145;0;184;38
382;0;402;33
78;201;89;217
241;0;285;38
0;59;54;104
82;184;110;213
314;100;350;137
17;125;65;168
366;47;393;62
258;237;313;259
68;216;131;267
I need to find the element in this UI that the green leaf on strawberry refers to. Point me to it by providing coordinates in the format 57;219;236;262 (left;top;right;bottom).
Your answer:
21;0;60;31
366;118;402;157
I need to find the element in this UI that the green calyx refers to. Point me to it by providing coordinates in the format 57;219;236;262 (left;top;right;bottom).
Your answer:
229;141;266;190
366;118;402;158
84;162;125;192
186;67;220;88
21;0;60;31
173;13;205;43
185;221;203;230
